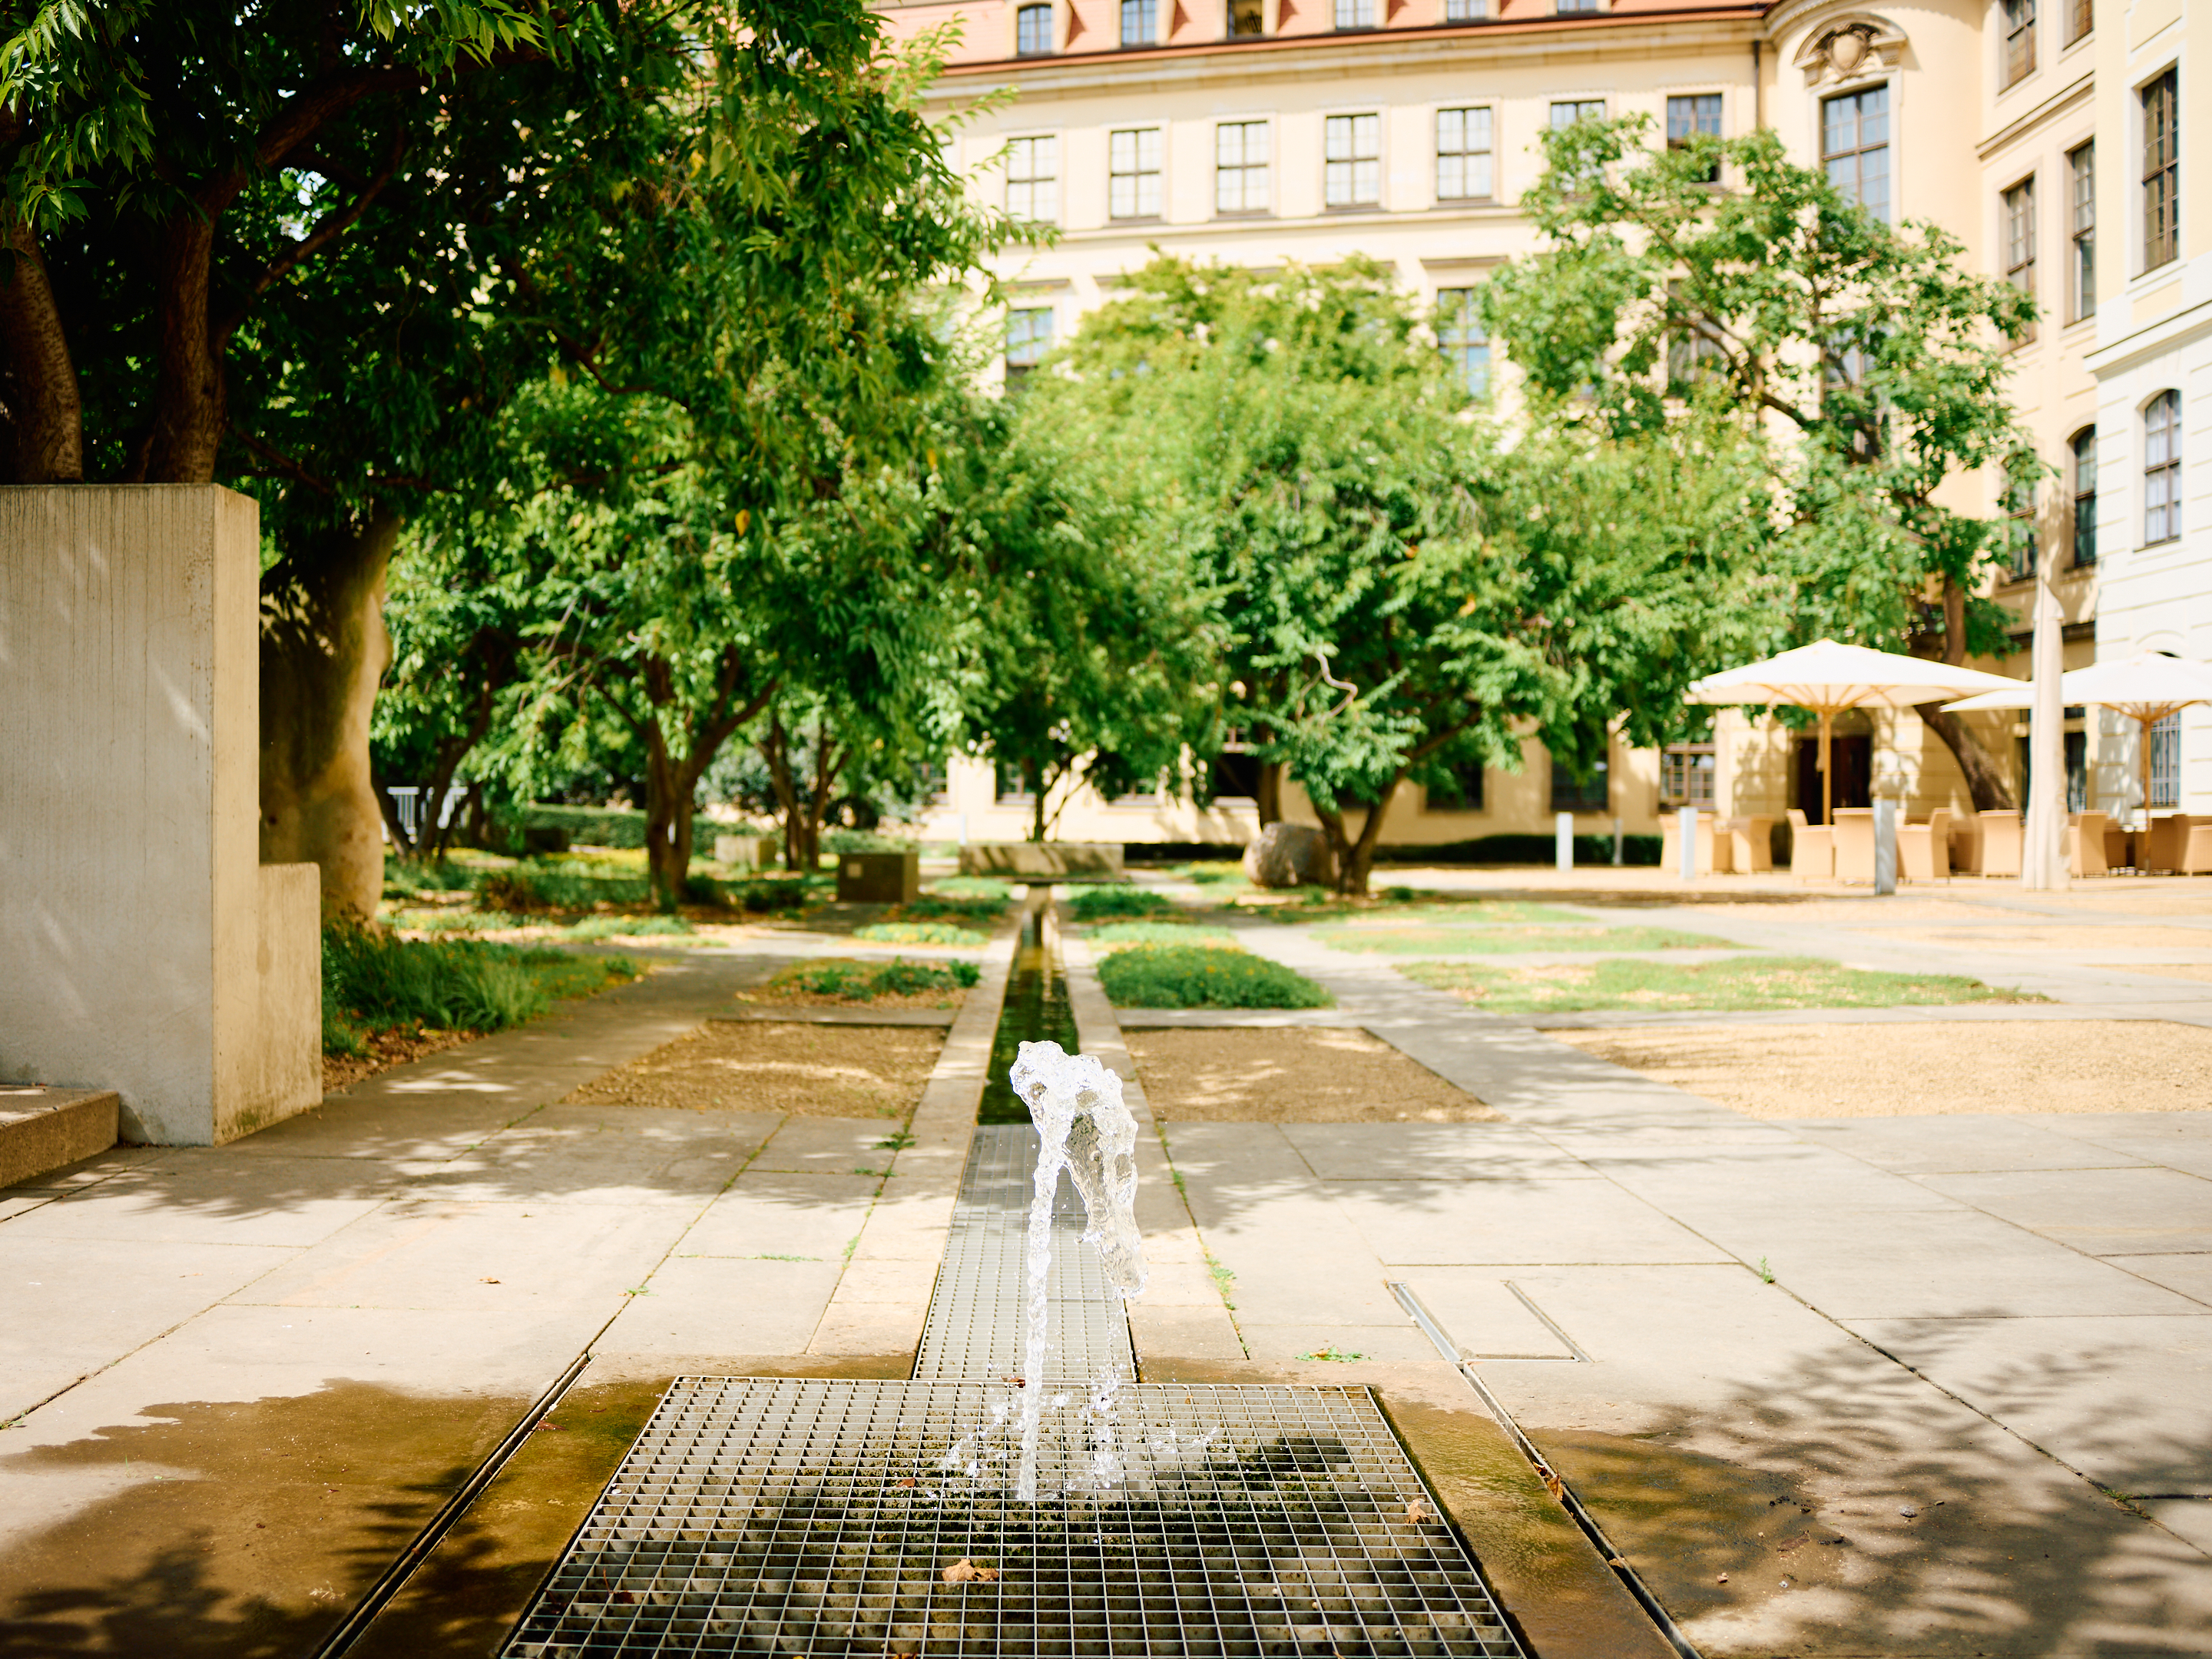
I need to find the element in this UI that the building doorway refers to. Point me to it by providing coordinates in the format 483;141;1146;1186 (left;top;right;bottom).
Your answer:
1793;734;1871;824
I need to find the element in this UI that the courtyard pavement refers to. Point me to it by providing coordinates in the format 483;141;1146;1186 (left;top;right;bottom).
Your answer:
1;874;2207;1655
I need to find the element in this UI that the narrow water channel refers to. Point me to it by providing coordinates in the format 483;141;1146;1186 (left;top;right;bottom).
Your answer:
976;886;1078;1124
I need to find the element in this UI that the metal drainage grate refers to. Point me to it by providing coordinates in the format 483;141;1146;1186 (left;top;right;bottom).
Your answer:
913;1125;1135;1386
502;1377;1525;1658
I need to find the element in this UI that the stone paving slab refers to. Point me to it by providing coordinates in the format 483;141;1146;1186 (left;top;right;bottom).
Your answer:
1916;1165;2212;1256
1790;1114;2164;1173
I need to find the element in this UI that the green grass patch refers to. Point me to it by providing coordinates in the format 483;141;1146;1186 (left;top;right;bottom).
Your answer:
563;915;696;941
1068;886;1179;921
889;894;1007;926
1400;955;2045;1015
767;958;981;1001
1096;944;1332;1009
323;925;636;1055
1313;924;1727;955
933;876;1013;900
854;921;988;947
1087;920;1238;949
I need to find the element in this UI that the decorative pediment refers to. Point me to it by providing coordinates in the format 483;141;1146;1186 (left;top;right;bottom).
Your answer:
1792;14;1907;86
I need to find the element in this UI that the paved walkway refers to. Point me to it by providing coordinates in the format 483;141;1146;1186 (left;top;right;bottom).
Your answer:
5;881;2210;1656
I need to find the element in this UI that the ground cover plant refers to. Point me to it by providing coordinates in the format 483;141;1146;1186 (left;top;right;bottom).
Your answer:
889;894;1009;927
1097;945;1333;1009
1312;924;1729;955
564;916;697;941
322;926;637;1056
1296;896;1588;926
1086;921;1239;949
760;959;981;1002
1402;956;2041;1015
1068;887;1180;921
935;877;1013;900
855;922;988;946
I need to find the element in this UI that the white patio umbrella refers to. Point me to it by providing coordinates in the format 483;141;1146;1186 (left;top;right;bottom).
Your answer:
1942;651;2212;832
1686;640;2029;823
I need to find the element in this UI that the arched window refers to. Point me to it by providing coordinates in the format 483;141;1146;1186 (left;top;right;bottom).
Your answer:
1015;3;1054;55
2145;389;2181;545
2070;427;2097;565
1121;0;1156;45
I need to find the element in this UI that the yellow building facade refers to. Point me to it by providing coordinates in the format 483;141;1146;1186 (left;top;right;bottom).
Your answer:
879;0;2210;850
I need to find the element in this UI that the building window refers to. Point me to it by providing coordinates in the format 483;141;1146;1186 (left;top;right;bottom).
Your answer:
995;761;1036;804
1823;85;1890;223
2065;0;2091;45
1110;127;1163;219
1229;0;1264;35
2002;0;2036;87
1015;2;1055;54
1005;308;1052;382
2151;712;2181;809
1667;93;1723;182
1443;0;1483;17
1005;135;1058;224
1215;121;1270;214
2144;69;2179;270
1333;0;1375;27
1426;762;1485;812
2145;389;2181;544
1120;0;1155;46
1550;98;1605;127
2004;177;2037;341
1437;288;1490;396
1551;753;1610;813
1661;745;1717;808
2071;427;2098;567
1435;106;1493;200
2006;475;2037;578
1556;0;1600;12
2069;142;2095;320
1666;280;1724;387
1324;114;1380;209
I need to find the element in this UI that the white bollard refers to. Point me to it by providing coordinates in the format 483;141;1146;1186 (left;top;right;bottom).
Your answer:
1555;811;1573;871
1678;806;1698;882
1874;799;1898;896
1611;815;1624;866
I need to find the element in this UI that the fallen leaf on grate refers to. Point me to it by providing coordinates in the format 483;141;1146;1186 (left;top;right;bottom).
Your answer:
1537;1465;1565;1502
895;1478;916;1489
1405;1498;1434;1526
942;1558;999;1584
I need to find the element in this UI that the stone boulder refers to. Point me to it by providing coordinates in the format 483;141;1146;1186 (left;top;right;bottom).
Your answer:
1243;823;1335;889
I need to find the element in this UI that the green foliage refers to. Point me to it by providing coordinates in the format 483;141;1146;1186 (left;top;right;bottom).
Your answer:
1088;921;1237;947
1068;887;1177;920
895;895;1008;926
1310;924;1725;955
1096;945;1333;1010
563;915;696;941
1035;256;1753;891
769;958;981;1000
934;877;1013;900
505;806;651;850
322;925;634;1051
1482;118;2040;672
1393;833;1664;867
854;921;987;946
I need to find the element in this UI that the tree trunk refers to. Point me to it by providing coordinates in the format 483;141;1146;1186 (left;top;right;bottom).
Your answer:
260;512;400;920
1255;760;1283;827
0;217;84;483
1916;575;2015;812
1313;786;1395;897
143;213;226;483
1030;761;1046;843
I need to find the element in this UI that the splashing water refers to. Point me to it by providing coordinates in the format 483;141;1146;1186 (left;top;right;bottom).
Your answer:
1008;1040;1147;1502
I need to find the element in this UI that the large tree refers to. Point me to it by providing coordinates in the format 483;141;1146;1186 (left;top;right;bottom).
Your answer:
1480;117;2043;810
1035;257;1754;894
1;0;995;915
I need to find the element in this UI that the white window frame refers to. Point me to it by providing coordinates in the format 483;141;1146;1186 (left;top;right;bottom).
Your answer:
1435;105;1495;203
1215;120;1272;216
1323;112;1382;210
1109;127;1164;220
1004;134;1060;225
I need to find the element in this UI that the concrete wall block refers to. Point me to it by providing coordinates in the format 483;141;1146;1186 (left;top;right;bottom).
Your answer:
0;485;317;1144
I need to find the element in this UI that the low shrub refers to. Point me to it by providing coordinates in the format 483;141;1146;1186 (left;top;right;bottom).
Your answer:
323;925;634;1052
1095;944;1332;1009
770;957;981;1001
476;869;546;912
855;921;987;946
824;829;921;854
1087;920;1237;949
1068;886;1176;921
564;915;696;941
502;803;650;849
1380;833;1664;868
738;878;809;913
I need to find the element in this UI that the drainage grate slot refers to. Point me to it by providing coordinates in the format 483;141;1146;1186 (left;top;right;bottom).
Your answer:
502;1378;1525;1658
914;1125;1135;1386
